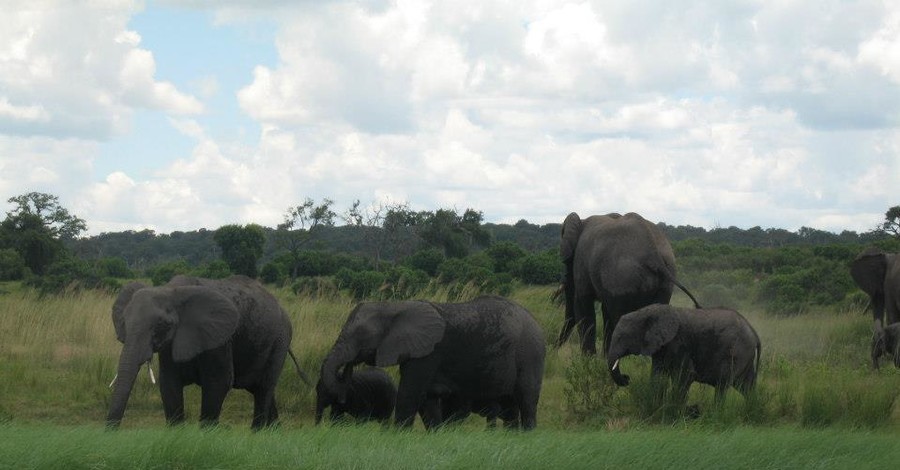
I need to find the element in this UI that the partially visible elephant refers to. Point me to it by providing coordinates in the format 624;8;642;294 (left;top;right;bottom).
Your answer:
422;390;518;429
873;322;900;369
315;367;396;425
607;304;760;402
107;275;306;429
319;296;546;430
850;247;900;368
558;212;700;383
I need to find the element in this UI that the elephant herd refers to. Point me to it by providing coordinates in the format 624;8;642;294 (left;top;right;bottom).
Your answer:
105;211;896;431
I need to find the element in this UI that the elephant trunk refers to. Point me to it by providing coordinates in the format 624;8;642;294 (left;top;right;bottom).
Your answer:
872;323;885;369
321;343;356;405
106;341;152;427
556;262;577;347
607;354;630;387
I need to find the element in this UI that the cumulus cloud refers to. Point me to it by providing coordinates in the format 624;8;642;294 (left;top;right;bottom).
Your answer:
4;0;900;235
0;1;202;140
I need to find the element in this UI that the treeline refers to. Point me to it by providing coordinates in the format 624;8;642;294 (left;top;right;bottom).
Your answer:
3;192;900;315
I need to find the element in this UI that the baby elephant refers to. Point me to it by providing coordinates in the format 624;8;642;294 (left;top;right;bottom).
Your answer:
608;304;761;402
315;367;396;424
873;323;900;368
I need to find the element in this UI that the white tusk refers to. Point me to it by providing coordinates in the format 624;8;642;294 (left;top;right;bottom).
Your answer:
612;359;620;370
147;362;156;384
109;374;118;388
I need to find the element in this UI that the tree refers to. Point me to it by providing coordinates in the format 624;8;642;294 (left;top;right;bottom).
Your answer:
1;191;85;275
214;224;266;278
6;192;86;240
419;208;490;258
275;198;336;279
344;200;422;268
882;205;900;238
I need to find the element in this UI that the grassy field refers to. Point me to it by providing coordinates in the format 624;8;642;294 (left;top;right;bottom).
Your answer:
1;282;899;467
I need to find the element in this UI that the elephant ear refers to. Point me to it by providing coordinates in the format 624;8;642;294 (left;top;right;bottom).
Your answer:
111;281;148;343
560;212;583;262
642;312;679;356
850;248;887;296
170;286;241;363
375;302;446;367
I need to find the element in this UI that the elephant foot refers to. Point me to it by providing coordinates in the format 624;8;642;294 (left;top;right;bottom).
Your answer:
685;404;701;419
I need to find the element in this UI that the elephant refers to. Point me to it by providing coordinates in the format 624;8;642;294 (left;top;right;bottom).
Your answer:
419;386;518;429
557;212;700;381
319;296;546;430
107;275;308;429
850;247;900;368
315;367;396;425
607;304;760;403
872;322;900;369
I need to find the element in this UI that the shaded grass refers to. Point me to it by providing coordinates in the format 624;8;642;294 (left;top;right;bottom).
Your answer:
1;423;899;469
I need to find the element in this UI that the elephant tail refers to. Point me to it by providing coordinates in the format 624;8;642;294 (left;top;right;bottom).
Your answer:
671;276;702;309
288;350;313;387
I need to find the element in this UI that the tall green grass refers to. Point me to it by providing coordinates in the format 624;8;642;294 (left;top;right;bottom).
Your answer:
1;423;899;469
1;281;899;430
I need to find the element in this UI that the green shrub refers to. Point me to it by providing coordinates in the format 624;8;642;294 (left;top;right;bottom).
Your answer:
405;248;445;277
260;262;287;285
512;249;561;285
148;259;191;286
199;260;231;279
563;355;620;424
382;266;430;300
0;248;26;281
485;241;526;273
93;257;133;278
335;269;386;300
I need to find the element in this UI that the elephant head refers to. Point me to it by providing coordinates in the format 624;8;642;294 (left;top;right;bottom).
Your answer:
319;301;446;408
107;283;241;427
607;305;679;386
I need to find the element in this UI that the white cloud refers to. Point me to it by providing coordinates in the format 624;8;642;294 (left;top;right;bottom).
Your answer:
4;1;900;236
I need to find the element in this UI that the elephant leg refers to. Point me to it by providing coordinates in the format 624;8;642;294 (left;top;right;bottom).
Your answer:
158;362;185;425
251;388;277;429
395;357;440;428
199;383;230;427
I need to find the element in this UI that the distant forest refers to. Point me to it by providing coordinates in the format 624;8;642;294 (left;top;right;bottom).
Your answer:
68;219;888;271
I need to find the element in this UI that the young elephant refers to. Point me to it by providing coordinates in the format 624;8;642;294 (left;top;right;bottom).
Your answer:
315;367;396;425
873;323;900;368
607;304;760;402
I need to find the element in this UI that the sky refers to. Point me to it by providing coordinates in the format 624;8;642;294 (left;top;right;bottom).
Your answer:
1;0;898;236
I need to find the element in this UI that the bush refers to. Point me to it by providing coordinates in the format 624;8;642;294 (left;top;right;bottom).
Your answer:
24;256;120;294
260;262;287;285
512;249;561;285
563;355;621;425
405;248;445;277
93;257;132;278
382;266;431;300
0;248;26;281
485;241;527;273
199;260;231;279
148;259;191;286
335;268;386;300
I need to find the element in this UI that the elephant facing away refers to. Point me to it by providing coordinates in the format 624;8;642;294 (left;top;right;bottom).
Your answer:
850;247;900;368
108;275;304;429
315;367;396;425
319;296;546;430
558;212;700;381
607;304;760;403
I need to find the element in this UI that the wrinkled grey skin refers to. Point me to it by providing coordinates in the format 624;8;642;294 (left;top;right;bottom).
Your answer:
315;367;396;425
607;304;760;403
320;296;546;430
850;247;900;368
558;212;700;384
107;275;298;429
